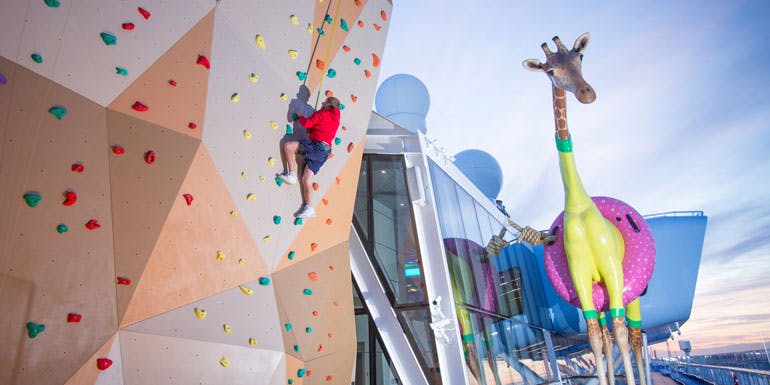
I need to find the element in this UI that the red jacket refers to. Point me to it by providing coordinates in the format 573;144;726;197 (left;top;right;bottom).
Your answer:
298;107;340;146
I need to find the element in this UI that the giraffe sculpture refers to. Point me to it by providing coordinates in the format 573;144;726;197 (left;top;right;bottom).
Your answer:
522;33;648;385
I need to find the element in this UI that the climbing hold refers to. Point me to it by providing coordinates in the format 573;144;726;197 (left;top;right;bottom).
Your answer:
280;93;288;101
324;14;333;24
239;172;247;180
67;313;82;322
312;182;319;191
321;198;328;205
298;369;307;379
293;218;302;226
317;28;325;35
289;380;294;385
285;124;293;135
48;106;67;120
196;55;211;69
259;176;265;181
247;193;256;200
23;193;41;208
122;23;135;31
288;50;298;59
342;45;351;52
308;272;318;281
219;357;230;367
340;103;345;110
335;177;341;184
373;24;382;31
290;15;298;25
249;337;257;345
26;322;45;338
249;73;259;83
325;218;333;225
116;277;131;285
144;150;156;164
267;156;275;165
357;20;364;28
44;0;60;8
31;53;43;63
293;344;300;352
326;375;333;381
341;125;347;131
263;235;271;242
188;122;197;129
137;7;151;20
274;177;283;186
273;215;281;224
115;67;128;76
169;79;177;86
238;258;245;265
354;0;362;6
296;71;307;81
287;251;295;260
316;59;325;70
258;276;270;286
216;250;226;260
334;137;342;145
239;285;254;295
325;90;333;97
56;224;68;234
243;130;251;140
96;358;112;370
85;219;100;230
305;327;312;333
230;210;239;217
353;57;361;65
303;288;312;295
255;34;265;49
312;310;319;317
332;300;340;307
223;324;232;334
328;265;335;271
327;333;333;339
183;193;193;206
381;10;388;20
351;94;357;102
326;68;336;78
317;344;323;352
364;69;372;78
112;145;125;154
340;19;349;32
231;93;240;103
270;121;278;130
194;307;206;320
307;23;313;34
311;242;319;252
284;323;292;332
131;101;149;112
0;73;6;85
100;32;117;46
347;142;354;153
62;190;77;206
372;53;381;67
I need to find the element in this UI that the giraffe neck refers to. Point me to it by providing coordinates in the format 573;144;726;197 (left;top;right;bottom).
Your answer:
553;86;592;211
553;86;569;140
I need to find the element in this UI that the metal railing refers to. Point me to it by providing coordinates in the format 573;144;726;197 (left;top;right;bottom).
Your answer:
654;361;770;385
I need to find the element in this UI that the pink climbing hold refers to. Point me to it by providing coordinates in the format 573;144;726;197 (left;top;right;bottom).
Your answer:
183;193;193;206
116;277;131;285
97;358;112;370
137;7;151;20
67;313;82;323
62;190;77;206
131;101;149;112
197;55;211;69
144;150;156;164
112;145;125;155
122;22;135;31
188;122;197;129
71;163;84;173
85;219;101;230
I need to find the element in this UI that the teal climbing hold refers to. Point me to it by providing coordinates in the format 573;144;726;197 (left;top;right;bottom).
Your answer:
340;103;346;110
285;124;293;135
334;137;342;145
317;27;325;36
287;251;295;260
302;288;312;296
326;68;336;78
297;368;306;378
324;14;333;24
296;71;307;81
292;113;299;121
293;218;302;226
48;106;67;120
56;224;68;234
23;193;41;207
353;57;361;65
293;344;300;352
305;327;312;333
100;32;117;46
258;277;270;286
274;177;284;186
44;0;61;8
273;215;281;225
284;323;293;332
115;67;128;76
288;380;294;385
31;53;43;63
340;19;349;32
26;322;45;338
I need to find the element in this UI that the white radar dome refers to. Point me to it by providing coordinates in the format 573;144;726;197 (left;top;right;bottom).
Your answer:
375;74;429;134
454;149;503;200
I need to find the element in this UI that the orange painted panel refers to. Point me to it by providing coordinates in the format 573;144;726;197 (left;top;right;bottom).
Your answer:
63;334;118;385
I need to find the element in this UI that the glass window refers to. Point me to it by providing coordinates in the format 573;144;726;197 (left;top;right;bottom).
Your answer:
354;157;370;243
398;309;439;384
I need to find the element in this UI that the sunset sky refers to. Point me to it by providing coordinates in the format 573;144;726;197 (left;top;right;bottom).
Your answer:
375;1;770;355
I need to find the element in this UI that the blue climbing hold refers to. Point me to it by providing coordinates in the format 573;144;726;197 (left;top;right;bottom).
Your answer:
0;73;7;85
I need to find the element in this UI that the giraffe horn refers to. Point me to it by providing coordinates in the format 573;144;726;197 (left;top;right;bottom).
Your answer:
553;36;568;52
541;42;553;55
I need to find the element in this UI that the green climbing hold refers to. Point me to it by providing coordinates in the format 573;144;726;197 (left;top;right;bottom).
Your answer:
305;327;312;333
48;106;67;120
302;288;312;296
284;323;293;332
324;14;333;24
274;177;284;186
273;215;281;225
23;193;42;207
317;27;325;36
100;32;116;46
334;137;342;145
297;368;306;378
296;71;307;81
31;53;43;63
326;68;336;78
44;0;61;8
26;322;45;338
287;251;295;260
353;58;361;65
340;19;349;32
115;67;128;76
293;218;302;226
293;344;300;352
56;224;68;234
285;124;293;135
258;277;270;286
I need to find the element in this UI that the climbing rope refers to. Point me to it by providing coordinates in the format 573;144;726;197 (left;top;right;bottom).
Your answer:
302;0;341;109
507;219;557;246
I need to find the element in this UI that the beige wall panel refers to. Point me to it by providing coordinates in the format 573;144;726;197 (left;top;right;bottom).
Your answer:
0;57;14;162
284;354;306;385
120;330;283;385
0;0;215;106
120;144;269;327
107;111;200;324
274;243;356;363
0;63;116;385
107;10;214;139
64;334;123;385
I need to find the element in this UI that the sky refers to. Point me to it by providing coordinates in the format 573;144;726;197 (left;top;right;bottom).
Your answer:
374;1;770;355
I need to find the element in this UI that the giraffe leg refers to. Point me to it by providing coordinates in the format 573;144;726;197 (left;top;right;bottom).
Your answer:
586;317;608;385
612;317;636;385
600;314;616;385
627;298;647;385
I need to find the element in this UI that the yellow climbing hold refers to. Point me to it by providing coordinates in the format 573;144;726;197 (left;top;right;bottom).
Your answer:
223;324;233;334
249;337;258;345
290;15;299;25
216;250;226;261
267;157;275;166
249;73;259;83
280;93;288;101
230;210;239;217
255;34;265;49
247;193;257;200
241;171;248;179
258;175;265;181
239;285;254;295
238;258;246;265
195;307;207;320
243;130;252;140
270;120;278;130
219;357;230;367
263;235;271;242
231;93;240;103
288;50;298;59
307;23;313;34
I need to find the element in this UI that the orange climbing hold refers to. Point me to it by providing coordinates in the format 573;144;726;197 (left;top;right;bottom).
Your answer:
333;300;340;307
329;265;335;271
317;345;323;352
197;55;211;69
328;333;333;339
372;53;380;67
308;272;318;281
341;125;347;131
312;182;319;191
335;177;341;184
325;218;333;225
325;90;333;97
347;142;354;153
364;69;372;78
321;198;328;205
350;94;357;102
357;20;364;28
328;152;335;159
373;24;382;31
354;0;362;6
311;242;319;252
342;45;350;52
312;310;319;317
381;10;388;21
316;59;325;70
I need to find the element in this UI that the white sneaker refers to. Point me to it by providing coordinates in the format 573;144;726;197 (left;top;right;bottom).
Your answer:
277;172;298;185
295;205;316;218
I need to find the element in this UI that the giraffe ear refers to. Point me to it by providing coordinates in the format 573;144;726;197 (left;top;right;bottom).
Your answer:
573;32;590;53
522;59;545;72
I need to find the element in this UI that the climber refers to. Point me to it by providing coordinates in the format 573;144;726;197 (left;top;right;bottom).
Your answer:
277;96;341;218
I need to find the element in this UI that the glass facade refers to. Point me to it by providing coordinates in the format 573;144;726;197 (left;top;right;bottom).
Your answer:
354;283;401;385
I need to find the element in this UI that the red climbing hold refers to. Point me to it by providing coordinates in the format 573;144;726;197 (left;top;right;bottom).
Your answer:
122;22;135;31
188;122;197;129
327;333;333;339
137;7;151;20
169;79;177;86
373;24;382;31
144;150;156;164
328;265;335;271
342;45;350;52
97;358;112;370
183;193;193;206
333;300;340;307
317;345;323;352
71;163;84;173
62;190;77;206
67;313;82;323
196;55;211;69
326;375;333;382
85;219;100;230
350;94;357;102
112;145;125;155
131;101;149;112
316;59;325;70
372;53;380;67
116;277;131;285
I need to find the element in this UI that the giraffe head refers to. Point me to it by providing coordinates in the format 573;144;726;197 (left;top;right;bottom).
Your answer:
522;33;596;104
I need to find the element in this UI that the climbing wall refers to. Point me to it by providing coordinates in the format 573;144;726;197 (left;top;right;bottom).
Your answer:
0;1;391;384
